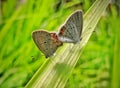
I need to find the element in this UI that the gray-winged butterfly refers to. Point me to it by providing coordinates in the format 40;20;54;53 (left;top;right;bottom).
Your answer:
58;10;83;44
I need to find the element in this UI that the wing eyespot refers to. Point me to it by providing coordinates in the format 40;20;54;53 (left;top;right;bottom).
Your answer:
44;41;47;44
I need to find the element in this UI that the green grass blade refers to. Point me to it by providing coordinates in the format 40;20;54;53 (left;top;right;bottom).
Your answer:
25;0;110;88
111;17;120;88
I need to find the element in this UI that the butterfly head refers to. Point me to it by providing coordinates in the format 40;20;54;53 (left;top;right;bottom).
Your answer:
50;33;63;47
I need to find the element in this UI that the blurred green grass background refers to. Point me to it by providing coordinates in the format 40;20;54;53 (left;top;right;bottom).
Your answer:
0;0;120;88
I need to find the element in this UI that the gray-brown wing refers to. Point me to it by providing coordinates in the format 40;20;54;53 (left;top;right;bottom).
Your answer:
32;30;59;58
58;10;83;43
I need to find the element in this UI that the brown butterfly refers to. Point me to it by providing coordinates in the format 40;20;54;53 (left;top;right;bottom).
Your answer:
32;30;63;58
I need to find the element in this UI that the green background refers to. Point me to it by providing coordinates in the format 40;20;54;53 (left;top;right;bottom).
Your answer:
0;0;120;88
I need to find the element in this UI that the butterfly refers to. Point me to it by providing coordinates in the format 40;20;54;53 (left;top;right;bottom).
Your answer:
32;30;63;58
58;10;83;44
32;10;83;58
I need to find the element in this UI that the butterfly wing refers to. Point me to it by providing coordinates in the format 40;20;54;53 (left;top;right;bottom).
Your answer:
32;30;62;58
58;10;83;43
